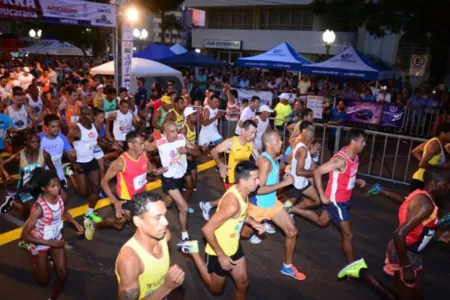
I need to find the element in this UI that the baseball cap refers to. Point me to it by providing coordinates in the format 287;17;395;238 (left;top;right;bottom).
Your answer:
259;105;274;113
23;67;30;72
96;84;104;90
183;106;197;121
279;93;291;100
161;95;172;104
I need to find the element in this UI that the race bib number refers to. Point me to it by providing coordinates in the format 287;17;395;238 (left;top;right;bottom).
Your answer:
133;173;147;190
347;176;356;190
71;116;79;123
43;221;63;240
51;154;62;166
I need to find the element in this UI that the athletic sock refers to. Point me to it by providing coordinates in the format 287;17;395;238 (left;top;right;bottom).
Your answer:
181;231;189;240
283;263;292;268
86;208;94;215
204;202;212;210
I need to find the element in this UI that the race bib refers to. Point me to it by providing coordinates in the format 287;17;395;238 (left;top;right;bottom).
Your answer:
43;221;63;240
71;116;79;123
347;176;356;190
133;173;147;190
51;154;62;166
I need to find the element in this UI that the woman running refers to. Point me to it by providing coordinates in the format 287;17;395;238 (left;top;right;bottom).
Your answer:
21;169;83;300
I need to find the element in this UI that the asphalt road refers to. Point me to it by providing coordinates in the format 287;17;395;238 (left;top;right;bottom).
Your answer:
0;158;449;300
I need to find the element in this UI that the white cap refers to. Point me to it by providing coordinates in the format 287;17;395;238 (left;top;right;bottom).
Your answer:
96;84;104;90
279;92;291;100
184;106;197;121
23;67;30;72
259;105;273;113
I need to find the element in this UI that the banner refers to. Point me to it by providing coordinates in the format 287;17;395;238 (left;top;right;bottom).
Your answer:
306;95;324;119
236;89;273;107
121;22;133;90
381;103;405;128
0;0;116;28
345;100;383;125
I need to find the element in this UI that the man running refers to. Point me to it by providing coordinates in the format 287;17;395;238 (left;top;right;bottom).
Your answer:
152;96;172;133
178;161;265;300
243;131;306;280
290;129;368;276
253;105;273;153
105;99;140;148
68;106;102;224
198;94;224;151
116;191;185;300
157;120;200;241
410;122;450;192
199;120;258;220
84;132;166;239
26;84;44;131
235;96;259;136
165;96;186;130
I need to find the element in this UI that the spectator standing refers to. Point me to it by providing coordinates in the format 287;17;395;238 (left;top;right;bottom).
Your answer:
326;100;348;154
376;86;391;103
134;78;147;110
297;75;311;95
273;93;292;132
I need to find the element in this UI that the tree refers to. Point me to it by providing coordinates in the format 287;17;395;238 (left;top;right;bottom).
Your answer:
311;0;450;83
160;13;182;44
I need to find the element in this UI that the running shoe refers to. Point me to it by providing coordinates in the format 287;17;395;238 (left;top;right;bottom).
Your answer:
177;240;199;254
18;240;30;250
99;190;107;198
188;207;195;214
84;218;95;240
85;212;102;223
63;163;73;177
367;183;382;196
263;221;276;234
337;258;368;279
199;201;211;221
284;200;293;209
0;192;15;214
438;213;450;228
280;264;306;281
248;234;262;245
290;213;295;223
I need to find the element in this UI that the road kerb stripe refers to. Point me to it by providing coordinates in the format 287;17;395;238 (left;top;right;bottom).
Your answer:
0;160;217;246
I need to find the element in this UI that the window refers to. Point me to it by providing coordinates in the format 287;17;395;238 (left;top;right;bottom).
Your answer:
208;10;254;29
260;9;313;31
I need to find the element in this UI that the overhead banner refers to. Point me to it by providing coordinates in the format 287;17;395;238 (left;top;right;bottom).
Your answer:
0;0;116;28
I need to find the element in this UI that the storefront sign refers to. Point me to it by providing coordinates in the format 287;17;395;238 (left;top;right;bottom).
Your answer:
204;40;242;50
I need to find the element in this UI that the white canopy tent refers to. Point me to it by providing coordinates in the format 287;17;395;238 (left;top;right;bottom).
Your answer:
19;39;85;56
170;43;188;55
90;58;184;93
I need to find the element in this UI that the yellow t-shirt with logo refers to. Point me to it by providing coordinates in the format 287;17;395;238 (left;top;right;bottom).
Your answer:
226;136;252;183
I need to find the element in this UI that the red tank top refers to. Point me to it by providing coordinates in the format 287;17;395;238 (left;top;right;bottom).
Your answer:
30;196;65;241
116;152;149;200
325;148;359;203
399;189;438;252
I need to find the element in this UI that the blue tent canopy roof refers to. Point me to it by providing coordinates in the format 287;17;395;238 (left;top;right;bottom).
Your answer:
237;42;311;71
301;46;392;80
158;51;226;68
134;44;176;61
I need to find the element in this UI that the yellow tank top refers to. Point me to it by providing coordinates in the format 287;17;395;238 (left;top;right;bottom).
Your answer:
412;138;446;182
170;109;184;129
116;237;170;299
226;136;252;183
205;185;248;256
183;123;196;144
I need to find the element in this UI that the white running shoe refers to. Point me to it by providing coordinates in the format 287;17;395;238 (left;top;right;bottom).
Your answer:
263;221;276;234
199;201;211;221
248;234;262;245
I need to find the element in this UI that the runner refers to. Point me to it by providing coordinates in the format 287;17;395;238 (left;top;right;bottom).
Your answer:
39;114;75;203
84;132;165;239
0;132;55;218
198;94;224;151
199;120;258;221
105;99;140;147
116;191;185;300
253;105;273;153
179;107;200;206
235;96;259;136
26;84;44;131
165;96;186;130
101;87;117;118
289;129;368;276
20;169;83;300
67;106;102;224
283;108;314;163
157;120;200;241
410;122;450;192
178;160;265;300
152;96;172;134
63;86;83;129
242;131;306;280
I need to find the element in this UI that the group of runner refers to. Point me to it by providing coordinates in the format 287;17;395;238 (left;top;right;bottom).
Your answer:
0;83;449;300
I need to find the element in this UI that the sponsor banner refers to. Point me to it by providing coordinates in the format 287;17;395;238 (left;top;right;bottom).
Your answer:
0;0;116;28
306;95;324;119
345;100;383;125
235;89;273;107
121;21;133;90
381;103;405;128
204;40;242;50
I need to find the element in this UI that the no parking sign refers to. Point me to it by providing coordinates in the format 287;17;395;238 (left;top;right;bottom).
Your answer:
409;54;427;76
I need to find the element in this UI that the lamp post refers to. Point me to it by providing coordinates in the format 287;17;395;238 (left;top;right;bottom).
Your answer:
29;29;42;39
322;29;336;57
195;48;201;53
133;28;148;52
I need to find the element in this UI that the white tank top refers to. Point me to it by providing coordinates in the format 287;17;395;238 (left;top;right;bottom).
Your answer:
255;116;269;149
27;95;43;126
201;105;219;132
290;142;312;190
7;105;28;129
73;123;98;163
157;134;187;179
113;110;133;141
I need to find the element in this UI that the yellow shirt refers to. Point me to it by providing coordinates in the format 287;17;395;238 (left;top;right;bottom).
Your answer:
170;108;184;129
116;237;169;299
205;185;248;256
93;93;104;108
412;138;446;182
274;102;292;126
226;136;252;183
183;123;196;144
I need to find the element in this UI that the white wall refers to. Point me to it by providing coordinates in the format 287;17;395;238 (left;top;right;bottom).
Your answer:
192;29;355;55
186;0;312;8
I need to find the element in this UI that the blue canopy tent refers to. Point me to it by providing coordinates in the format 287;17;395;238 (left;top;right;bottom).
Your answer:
237;42;311;71
301;46;392;80
134;44;176;61
158;51;226;68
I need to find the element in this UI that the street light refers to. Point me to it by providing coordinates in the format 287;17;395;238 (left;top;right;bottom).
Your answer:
195;48;201;53
322;29;336;57
29;29;42;39
133;28;148;40
126;7;139;23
